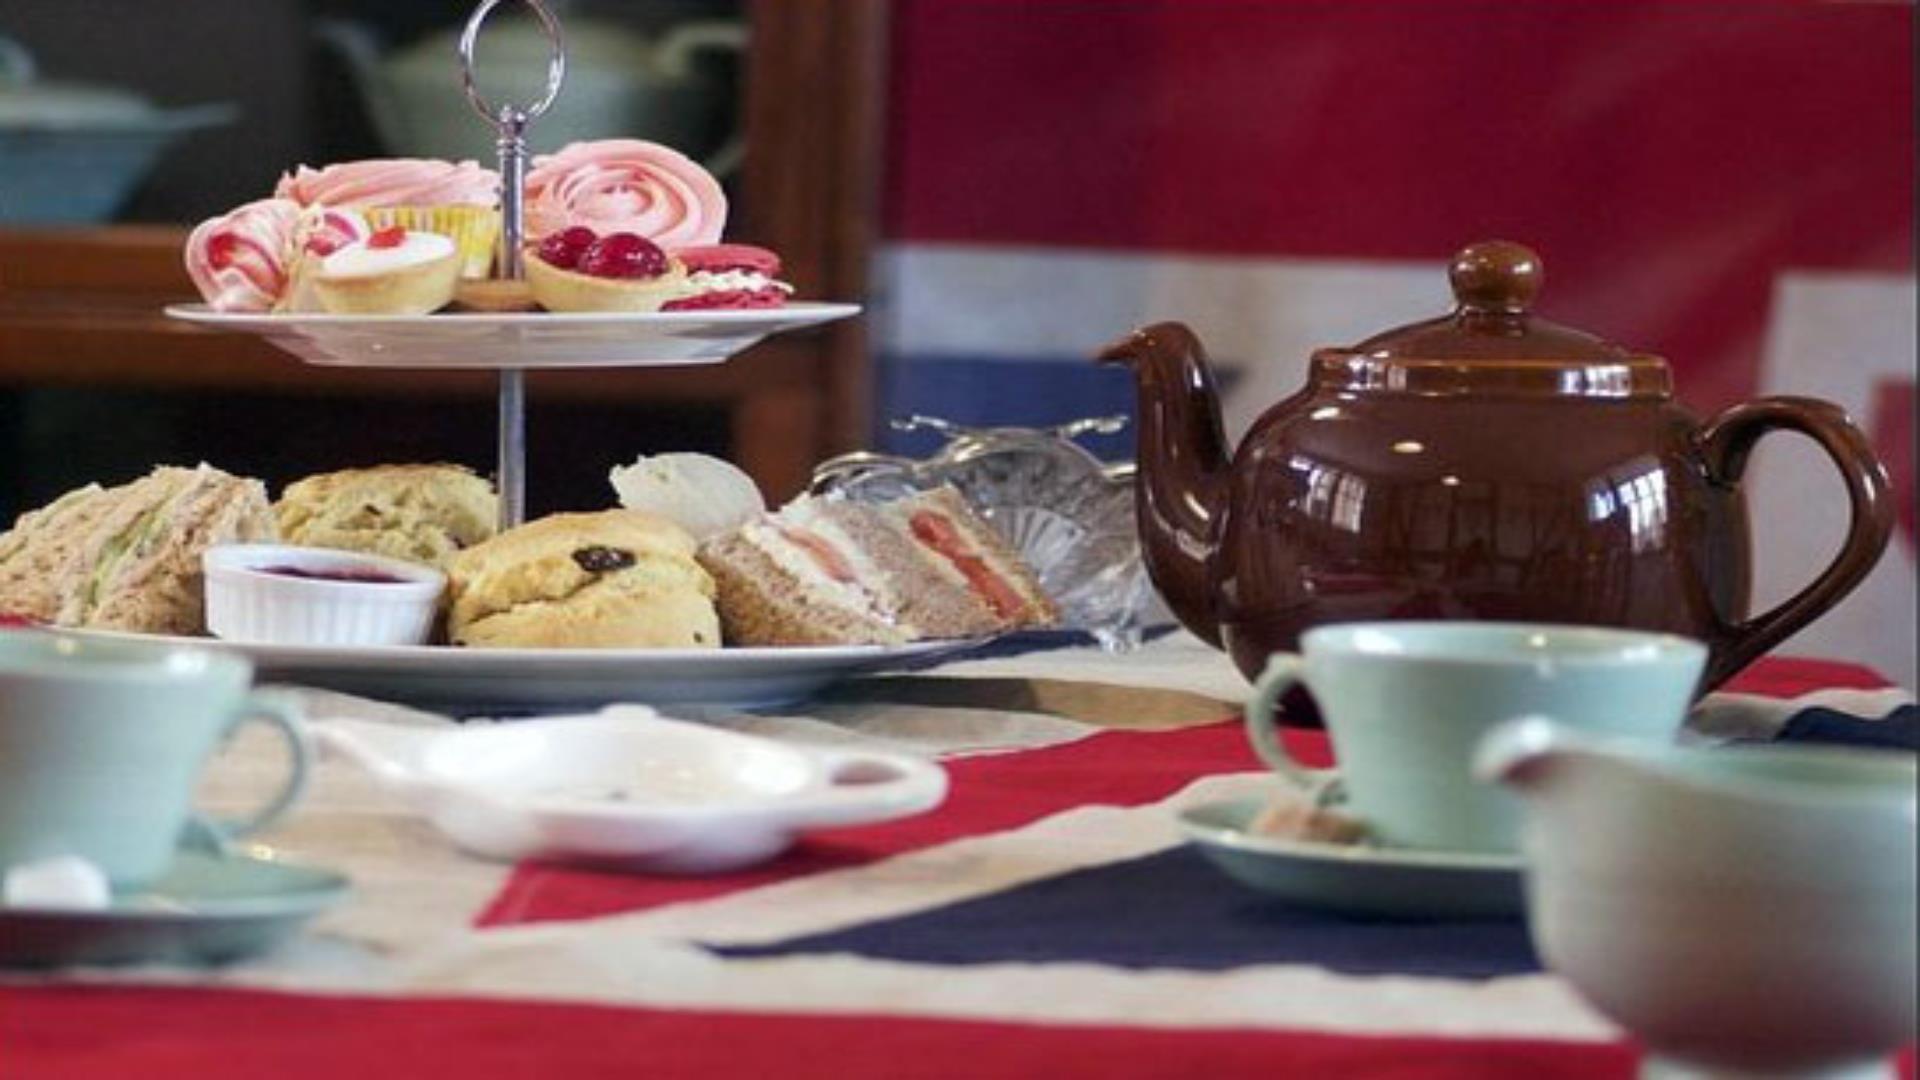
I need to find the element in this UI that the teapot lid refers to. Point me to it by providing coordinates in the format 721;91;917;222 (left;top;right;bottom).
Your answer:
1350;240;1643;363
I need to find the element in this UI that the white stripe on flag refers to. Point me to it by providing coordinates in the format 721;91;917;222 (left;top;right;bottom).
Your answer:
875;243;1444;438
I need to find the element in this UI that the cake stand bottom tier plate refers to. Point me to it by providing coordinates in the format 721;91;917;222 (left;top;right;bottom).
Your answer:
68;631;985;714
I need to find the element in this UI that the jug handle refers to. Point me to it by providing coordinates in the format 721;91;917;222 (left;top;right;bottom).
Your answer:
655;20;750;177
1696;396;1893;685
312;19;406;156
0;36;36;85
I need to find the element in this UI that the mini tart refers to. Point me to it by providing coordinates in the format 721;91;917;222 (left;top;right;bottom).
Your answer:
314;233;462;316
525;252;693;313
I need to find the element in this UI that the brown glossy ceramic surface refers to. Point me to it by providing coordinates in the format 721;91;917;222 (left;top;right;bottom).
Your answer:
1102;241;1894;691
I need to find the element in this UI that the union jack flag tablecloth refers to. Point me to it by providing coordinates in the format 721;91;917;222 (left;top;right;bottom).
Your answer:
0;636;1913;1079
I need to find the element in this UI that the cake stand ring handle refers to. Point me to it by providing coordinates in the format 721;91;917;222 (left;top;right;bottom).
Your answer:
458;0;567;532
458;0;566;131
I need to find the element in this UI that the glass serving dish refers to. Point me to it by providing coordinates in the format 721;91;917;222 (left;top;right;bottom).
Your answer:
811;415;1153;651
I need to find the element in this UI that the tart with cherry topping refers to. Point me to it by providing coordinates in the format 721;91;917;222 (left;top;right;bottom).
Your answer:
525;229;693;313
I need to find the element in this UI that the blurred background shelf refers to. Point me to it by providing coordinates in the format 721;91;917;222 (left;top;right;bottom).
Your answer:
0;0;884;516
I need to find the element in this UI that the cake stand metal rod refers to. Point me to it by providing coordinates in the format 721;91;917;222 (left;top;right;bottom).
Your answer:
497;370;527;527
460;0;565;530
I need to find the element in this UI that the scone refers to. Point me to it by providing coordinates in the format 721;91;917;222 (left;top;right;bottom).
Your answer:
446;510;721;649
0;464;277;635
276;464;496;570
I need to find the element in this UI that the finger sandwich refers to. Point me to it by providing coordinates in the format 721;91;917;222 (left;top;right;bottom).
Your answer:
0;464;277;635
699;487;1057;647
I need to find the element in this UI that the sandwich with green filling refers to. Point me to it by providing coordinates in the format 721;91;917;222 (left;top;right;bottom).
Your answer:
0;464;277;635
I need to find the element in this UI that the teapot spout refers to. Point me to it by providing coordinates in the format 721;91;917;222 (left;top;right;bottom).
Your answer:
1098;322;1231;646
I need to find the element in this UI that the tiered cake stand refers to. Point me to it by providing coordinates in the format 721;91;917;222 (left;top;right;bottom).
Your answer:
166;0;858;532
151;0;929;712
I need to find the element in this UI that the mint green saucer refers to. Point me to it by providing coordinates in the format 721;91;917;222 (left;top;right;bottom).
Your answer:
1179;797;1523;920
0;848;348;967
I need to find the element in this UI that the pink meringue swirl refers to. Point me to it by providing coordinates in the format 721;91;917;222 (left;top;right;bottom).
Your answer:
184;201;369;312
524;139;726;248
183;198;303;313
274;159;499;209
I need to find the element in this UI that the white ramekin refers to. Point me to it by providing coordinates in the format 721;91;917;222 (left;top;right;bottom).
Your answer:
203;544;446;647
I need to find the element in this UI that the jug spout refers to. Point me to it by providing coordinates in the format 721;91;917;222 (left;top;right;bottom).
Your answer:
1473;716;1585;794
1097;322;1231;646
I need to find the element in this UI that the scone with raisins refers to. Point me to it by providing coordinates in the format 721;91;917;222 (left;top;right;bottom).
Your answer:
445;510;720;649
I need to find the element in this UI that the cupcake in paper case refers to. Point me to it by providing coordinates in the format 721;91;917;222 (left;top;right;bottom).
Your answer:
276;159;502;279
275;159;499;209
360;206;500;279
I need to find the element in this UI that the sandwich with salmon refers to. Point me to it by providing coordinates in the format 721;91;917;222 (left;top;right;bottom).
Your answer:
698;486;1056;646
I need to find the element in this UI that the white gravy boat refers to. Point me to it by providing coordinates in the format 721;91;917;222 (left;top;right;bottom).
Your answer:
1479;718;1917;1080
313;707;947;874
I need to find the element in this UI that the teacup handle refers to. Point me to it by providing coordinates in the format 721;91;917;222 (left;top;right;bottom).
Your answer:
1697;396;1893;686
1244;654;1343;806
198;693;312;843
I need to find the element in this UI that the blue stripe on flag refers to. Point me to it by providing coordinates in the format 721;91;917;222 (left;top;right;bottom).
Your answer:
1778;704;1918;751
875;357;1138;460
712;845;1538;979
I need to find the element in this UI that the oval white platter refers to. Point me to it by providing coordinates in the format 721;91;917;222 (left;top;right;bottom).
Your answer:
313;708;950;872
164;302;863;368
70;629;983;713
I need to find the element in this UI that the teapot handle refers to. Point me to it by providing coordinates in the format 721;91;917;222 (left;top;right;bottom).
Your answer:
1697;396;1893;685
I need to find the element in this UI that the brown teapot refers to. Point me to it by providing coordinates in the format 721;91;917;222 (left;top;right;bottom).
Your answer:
1101;240;1893;690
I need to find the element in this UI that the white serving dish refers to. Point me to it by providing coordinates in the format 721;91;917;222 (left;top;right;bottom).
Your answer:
164;303;862;368
204;544;445;647
313;707;948;872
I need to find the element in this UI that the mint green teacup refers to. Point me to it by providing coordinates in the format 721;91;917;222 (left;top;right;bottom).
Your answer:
0;631;309;888
1245;622;1706;854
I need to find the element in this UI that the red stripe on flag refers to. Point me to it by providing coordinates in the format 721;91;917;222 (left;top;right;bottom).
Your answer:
886;1;1912;268
0;984;1644;1080
1724;657;1894;699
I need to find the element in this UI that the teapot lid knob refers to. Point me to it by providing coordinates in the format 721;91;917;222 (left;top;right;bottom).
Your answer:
1449;240;1541;315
